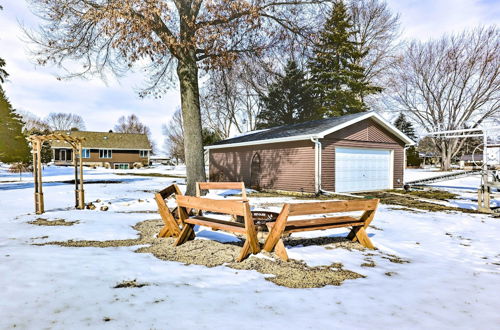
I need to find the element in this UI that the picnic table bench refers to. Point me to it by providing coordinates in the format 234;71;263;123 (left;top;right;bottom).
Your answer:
174;195;260;261
196;181;247;201
262;199;379;261
154;182;248;238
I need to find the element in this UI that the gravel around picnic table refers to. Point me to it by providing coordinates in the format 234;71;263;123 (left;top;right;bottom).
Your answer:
37;219;368;288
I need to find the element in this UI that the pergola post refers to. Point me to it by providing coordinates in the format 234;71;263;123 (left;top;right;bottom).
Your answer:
75;143;85;209
33;139;44;214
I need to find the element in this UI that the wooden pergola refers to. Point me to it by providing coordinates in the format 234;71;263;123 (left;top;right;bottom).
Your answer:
28;133;86;214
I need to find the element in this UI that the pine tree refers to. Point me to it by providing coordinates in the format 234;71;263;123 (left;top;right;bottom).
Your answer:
309;0;381;117
0;87;31;163
394;113;417;141
394;113;420;166
257;60;320;129
0;57;8;84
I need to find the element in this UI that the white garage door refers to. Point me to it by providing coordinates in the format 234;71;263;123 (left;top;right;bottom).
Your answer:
335;147;392;193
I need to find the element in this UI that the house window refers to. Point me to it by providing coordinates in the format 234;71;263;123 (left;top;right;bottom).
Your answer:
114;163;130;170
82;149;90;158
99;149;112;159
139;150;149;158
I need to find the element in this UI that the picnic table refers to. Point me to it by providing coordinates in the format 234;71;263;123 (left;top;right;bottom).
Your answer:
155;182;379;262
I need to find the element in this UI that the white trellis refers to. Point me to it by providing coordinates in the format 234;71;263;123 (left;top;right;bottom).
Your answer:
428;126;500;213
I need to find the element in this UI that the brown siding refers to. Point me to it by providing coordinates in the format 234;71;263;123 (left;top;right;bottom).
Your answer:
83;149;146;165
55;148;148;167
321;118;405;191
209;140;316;193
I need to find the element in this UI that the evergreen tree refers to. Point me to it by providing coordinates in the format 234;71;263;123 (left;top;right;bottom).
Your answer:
394;113;417;141
309;0;381;117
0;57;8;84
202;128;222;146
0;87;31;163
257;60;320;129
394;113;421;166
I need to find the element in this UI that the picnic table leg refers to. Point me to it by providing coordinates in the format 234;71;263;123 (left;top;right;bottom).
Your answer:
236;240;252;262
158;226;173;238
174;223;195;246
274;239;289;261
174;205;196;246
352;226;374;249
347;208;376;242
155;193;181;238
263;204;290;255
236;203;261;262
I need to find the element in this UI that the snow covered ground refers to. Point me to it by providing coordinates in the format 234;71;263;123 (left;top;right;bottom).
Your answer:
405;168;500;210
404;167;466;183
1;166;500;329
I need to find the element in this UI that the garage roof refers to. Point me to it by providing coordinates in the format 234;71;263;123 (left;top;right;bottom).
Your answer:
206;112;415;150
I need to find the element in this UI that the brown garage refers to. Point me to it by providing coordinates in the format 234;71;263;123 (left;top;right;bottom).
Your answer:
206;112;415;194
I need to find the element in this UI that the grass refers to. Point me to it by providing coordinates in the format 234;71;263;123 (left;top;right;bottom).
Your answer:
388;189;459;201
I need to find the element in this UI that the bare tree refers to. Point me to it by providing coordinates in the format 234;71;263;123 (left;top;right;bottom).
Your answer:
27;0;328;195
18;111;51;132
113;114;150;134
348;0;400;109
201;58;274;138
389;26;500;171
348;0;400;84
45;112;86;131
162;109;184;164
114;114;155;152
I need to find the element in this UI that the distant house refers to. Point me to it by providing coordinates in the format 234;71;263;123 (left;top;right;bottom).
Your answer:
206;112;415;194
51;131;151;169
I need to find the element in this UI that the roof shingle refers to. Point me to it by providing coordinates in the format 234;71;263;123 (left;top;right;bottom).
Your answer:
212;112;368;146
50;131;151;149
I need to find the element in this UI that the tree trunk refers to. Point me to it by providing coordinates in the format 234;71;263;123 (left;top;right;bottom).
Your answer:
440;146;452;171
176;52;206;195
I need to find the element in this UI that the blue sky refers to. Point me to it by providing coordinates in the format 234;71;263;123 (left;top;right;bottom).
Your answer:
0;0;499;152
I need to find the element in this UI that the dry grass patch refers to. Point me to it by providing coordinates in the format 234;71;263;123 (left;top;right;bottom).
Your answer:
114;279;149;288
29;218;79;226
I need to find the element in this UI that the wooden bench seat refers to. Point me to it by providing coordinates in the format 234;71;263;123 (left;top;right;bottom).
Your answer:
196;181;247;201
263;199;380;261
267;216;364;233
185;216;246;233
174;195;260;261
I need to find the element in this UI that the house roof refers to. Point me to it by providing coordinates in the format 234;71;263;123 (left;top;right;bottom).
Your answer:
460;154;482;162
206;112;415;150
50;130;151;150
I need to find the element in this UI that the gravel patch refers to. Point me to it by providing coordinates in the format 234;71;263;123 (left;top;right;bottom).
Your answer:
38;219;368;288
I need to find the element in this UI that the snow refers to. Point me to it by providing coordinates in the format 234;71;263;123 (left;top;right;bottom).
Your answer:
1;166;500;329
405;168;500;210
405;167;466;183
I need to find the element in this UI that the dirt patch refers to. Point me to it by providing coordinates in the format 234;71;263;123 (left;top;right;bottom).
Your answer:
29;218;79;226
114;279;149;288
38;219;366;288
389;189;459;201
380;253;410;264
359;191;483;214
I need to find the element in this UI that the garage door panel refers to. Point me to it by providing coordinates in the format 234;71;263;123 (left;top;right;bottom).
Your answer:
335;147;391;193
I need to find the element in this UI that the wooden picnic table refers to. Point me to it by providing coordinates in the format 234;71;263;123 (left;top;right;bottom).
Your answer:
154;182;379;262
